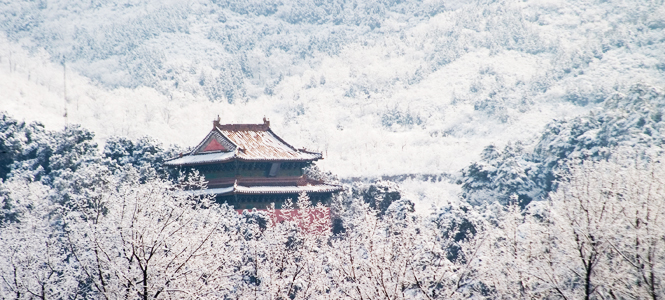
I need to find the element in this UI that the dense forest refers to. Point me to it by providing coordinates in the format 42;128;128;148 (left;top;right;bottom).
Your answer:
2;0;665;298
2;0;664;179
2;85;664;298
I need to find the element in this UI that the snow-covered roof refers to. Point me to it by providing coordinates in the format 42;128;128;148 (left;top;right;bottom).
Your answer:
164;118;322;166
219;127;320;161
186;186;235;196
234;184;342;195
189;184;342;196
165;151;236;166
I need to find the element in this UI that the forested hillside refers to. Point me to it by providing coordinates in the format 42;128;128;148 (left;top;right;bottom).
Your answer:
2;109;665;298
1;0;665;298
459;84;665;206
2;0;664;182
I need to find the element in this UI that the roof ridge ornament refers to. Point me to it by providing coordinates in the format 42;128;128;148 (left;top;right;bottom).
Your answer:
263;116;270;129
213;115;221;129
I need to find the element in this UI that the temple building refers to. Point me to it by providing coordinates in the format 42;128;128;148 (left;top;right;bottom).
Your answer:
165;117;342;210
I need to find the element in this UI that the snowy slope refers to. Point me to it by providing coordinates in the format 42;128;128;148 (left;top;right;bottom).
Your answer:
1;0;664;209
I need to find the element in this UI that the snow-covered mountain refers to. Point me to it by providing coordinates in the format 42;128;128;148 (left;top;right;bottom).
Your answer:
4;2;665;296
1;0;664;208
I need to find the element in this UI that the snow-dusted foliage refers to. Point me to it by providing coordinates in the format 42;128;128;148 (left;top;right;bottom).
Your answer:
2;0;662;106
2;114;665;298
477;156;665;299
60;174;245;299
236;193;333;299
459;141;539;207
330;180;413;234
103;136;181;181
0;144;470;299
460;85;665;206
0;179;81;299
2;0;665;295
0;114;52;181
2;0;664;182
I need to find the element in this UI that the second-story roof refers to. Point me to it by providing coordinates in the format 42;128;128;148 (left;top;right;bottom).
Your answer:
165;118;322;166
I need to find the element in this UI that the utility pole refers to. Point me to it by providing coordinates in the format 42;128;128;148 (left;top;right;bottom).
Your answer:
63;57;68;125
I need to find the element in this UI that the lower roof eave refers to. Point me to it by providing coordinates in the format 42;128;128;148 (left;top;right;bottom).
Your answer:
185;186;235;197
235;157;321;163
165;157;321;167
233;185;343;195
187;184;343;196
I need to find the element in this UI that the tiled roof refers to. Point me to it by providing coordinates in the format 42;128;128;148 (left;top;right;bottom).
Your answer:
218;126;321;162
164;119;321;166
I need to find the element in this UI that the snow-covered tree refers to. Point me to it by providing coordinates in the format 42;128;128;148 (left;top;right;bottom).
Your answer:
0;179;81;299
479;154;665;299
0;114;52;182
103;136;181;182
326;197;483;299
590;154;665;299
236;192;332;299
460;142;539;207
460;85;665;208
60;171;244;299
477;201;543;298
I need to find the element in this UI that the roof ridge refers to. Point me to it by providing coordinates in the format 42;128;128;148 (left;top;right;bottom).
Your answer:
188;130;239;156
217;123;270;131
266;127;300;152
213;127;239;149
